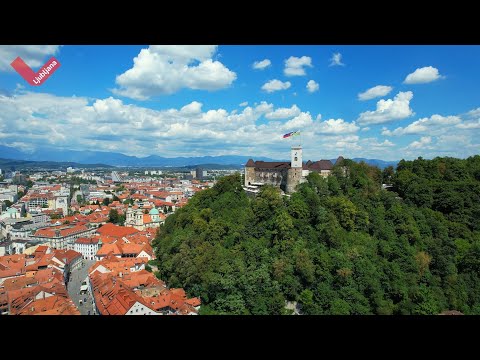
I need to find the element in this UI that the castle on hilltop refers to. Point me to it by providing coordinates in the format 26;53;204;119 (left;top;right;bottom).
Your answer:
244;146;344;194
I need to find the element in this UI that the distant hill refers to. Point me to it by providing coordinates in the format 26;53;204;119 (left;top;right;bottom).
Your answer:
0;144;397;169
0;158;113;170
0;145;277;167
350;158;398;169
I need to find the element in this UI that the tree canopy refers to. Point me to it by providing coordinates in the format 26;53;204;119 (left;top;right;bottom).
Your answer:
153;156;480;315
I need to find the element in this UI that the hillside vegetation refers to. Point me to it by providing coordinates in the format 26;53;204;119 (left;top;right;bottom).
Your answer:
153;156;480;314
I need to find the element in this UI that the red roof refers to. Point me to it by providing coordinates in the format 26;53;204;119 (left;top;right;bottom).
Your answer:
53;249;82;265
96;223;139;238
34;225;89;238
75;237;100;245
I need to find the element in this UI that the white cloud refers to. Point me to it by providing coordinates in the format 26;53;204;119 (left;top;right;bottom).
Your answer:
252;59;271;70
265;105;301;120
382;114;461;136
306;80;319;93
113;45;236;100
329;53;345;67
180;101;203;115
0;45;61;72
284;56;312;76
466;108;480;118
315;119;359;134
403;66;444;84
454;108;480;129
436;134;471;149
407;136;432;149
358;85;393;101
361;138;395;148
0;90;477;161
261;79;291;93
361;127;370;132
239;101;248;107
456;120;480;129
357;91;414;125
283;112;313;130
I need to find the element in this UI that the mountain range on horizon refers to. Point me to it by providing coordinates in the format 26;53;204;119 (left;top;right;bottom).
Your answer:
0;144;399;169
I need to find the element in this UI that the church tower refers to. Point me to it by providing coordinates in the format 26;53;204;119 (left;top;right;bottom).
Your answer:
126;206;134;227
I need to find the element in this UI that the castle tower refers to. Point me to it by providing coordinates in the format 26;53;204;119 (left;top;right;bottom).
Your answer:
244;159;256;186
291;145;302;168
287;145;303;193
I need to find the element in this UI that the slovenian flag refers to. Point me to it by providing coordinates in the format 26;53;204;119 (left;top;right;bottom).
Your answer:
283;131;300;138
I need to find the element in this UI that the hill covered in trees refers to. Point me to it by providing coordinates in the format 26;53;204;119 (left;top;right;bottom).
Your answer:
152;155;480;314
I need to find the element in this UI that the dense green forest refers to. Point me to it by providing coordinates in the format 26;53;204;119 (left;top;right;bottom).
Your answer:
152;155;480;314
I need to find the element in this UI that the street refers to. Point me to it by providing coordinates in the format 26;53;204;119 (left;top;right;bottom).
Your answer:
67;259;97;315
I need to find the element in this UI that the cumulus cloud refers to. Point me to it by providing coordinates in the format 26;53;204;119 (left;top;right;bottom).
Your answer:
252;59;271;70
0;45;61;71
265;105;301;120
0;89;477;161
283;112;313;130
456;120;480;129
403;66;444;84
315;119;359;134
306;80;319;93
180;101;203;115
239;101;248;107
357;91;414;125
358;85;393;101
467;108;480;118
284;56;312;76
329;53;345;67
361;138;395;148
261;79;291;93
407;136;432;150
382;114;461;136
113;45;236;100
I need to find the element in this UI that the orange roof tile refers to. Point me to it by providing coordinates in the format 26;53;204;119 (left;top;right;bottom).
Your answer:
96;223;139;238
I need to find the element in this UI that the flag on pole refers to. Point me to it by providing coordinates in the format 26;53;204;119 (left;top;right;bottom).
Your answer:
283;131;300;138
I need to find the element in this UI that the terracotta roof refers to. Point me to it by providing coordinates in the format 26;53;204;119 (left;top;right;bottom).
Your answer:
53;249;82;265
96;223;139;238
14;295;80;315
245;159;255;167
34;225;89;238
2;276;37;291
75;237;100;245
96;243;123;257
90;272;151;315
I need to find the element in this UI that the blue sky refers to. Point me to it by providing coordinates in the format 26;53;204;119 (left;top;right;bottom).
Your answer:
0;45;479;161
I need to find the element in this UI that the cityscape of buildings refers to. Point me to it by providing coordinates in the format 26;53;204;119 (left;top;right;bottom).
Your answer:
0;166;231;315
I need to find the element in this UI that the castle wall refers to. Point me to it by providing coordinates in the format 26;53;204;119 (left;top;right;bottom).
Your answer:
245;167;256;186
246;168;289;192
286;168;303;193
